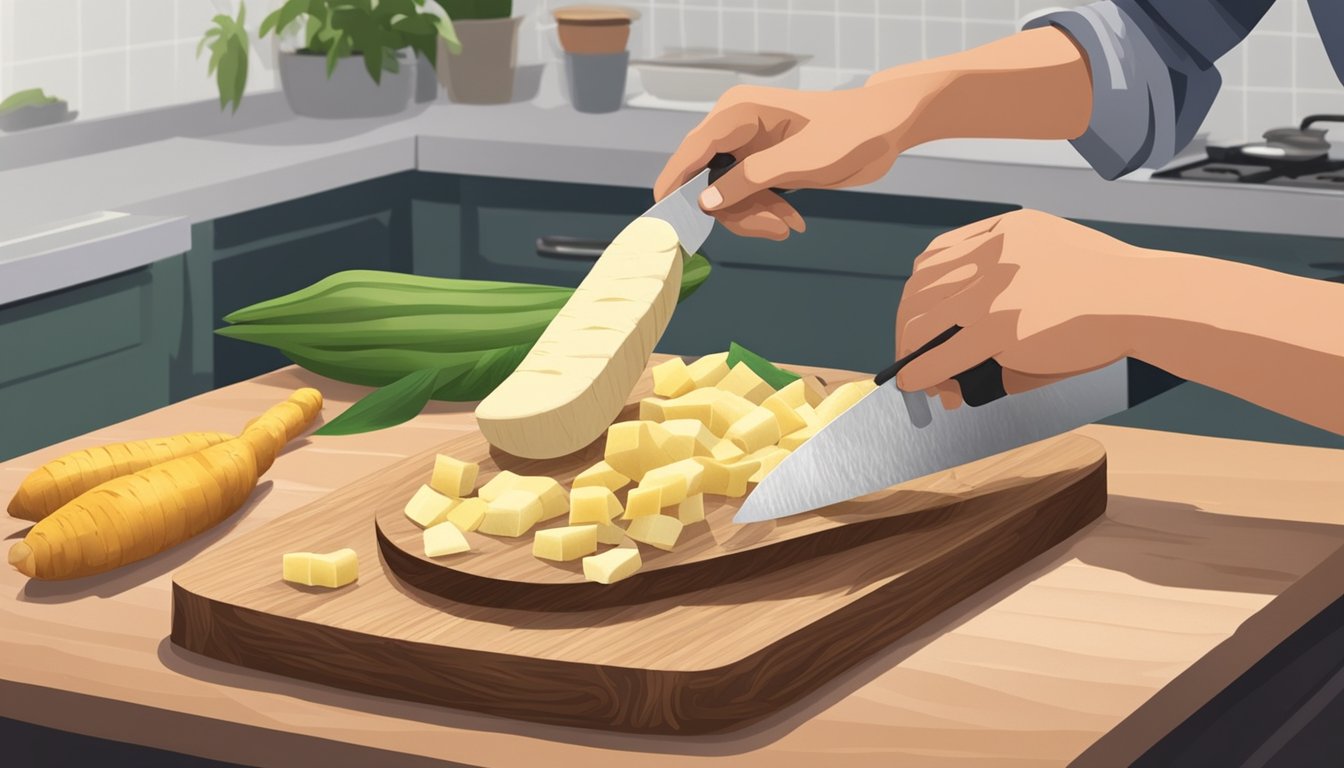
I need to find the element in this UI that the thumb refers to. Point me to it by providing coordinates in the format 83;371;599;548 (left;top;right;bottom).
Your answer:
701;144;799;211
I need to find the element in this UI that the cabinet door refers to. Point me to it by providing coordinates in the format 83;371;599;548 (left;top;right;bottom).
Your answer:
462;177;1016;372
0;267;170;461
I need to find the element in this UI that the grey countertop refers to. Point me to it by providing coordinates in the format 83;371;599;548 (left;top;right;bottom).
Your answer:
2;89;1342;303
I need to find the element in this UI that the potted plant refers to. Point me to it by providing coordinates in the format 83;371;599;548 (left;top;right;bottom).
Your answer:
432;0;520;104
200;0;460;119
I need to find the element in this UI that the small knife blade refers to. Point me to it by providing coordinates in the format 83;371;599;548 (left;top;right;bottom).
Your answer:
643;168;715;256
732;359;1129;524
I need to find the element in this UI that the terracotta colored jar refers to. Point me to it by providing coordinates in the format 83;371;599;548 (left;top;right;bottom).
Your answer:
553;5;640;54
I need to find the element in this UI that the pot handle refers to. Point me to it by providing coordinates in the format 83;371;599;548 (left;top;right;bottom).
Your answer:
1301;114;1344;131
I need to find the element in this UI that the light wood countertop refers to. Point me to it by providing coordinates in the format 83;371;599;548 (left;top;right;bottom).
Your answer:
3;361;1342;767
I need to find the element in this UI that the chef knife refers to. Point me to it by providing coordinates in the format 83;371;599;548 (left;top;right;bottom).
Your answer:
643;152;790;256
732;327;1129;523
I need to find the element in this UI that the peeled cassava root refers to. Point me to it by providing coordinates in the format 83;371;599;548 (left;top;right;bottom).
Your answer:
475;217;684;459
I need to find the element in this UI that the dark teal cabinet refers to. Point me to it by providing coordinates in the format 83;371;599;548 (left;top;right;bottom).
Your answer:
0;265;177;460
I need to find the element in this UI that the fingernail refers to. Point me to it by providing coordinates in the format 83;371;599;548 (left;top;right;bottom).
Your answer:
700;187;723;210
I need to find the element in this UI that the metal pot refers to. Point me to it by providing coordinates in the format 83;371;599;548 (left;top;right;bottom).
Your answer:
1241;114;1344;160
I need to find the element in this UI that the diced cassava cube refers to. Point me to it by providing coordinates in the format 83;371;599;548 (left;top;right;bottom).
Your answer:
446;497;488;532
677;493;705;524
652;357;696;398
775;376;827;408
686;352;730;388
655;419;716;459
572;460;630;492
627;515;684;551
595;523;627;545
479;490;544;537
692;456;760;497
424;521;471;557
725;406;782;453
639;458;705;506
479;470;522;502
569;486;623;525
404;485;456;528
511;475;568;520
778;425;817;451
761;391;807;435
583;547;642;584
716;363;774;404
429;455;479;498
746;446;791;483
533;525;598;562
710;438;746;462
604;421;674;480
816;380;878;424
623;485;664;519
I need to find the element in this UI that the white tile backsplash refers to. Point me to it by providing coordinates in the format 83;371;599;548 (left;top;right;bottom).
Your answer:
0;0;1336;148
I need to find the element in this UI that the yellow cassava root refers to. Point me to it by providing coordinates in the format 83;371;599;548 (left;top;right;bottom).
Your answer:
6;432;235;522
8;388;323;580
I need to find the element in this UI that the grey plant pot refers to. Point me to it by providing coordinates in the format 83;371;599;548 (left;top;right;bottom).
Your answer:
278;50;413;119
438;17;523;105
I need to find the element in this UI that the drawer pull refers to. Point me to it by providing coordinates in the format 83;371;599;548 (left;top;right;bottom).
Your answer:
535;236;609;261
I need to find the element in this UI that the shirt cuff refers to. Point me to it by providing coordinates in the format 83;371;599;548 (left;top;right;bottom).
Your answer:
1024;2;1218;179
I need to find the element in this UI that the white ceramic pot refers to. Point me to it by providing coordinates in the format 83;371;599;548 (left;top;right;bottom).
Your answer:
278;50;413;119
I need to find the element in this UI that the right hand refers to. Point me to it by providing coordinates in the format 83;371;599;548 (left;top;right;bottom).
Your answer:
653;77;937;240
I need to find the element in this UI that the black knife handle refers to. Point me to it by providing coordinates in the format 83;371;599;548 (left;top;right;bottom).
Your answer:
707;152;796;197
874;326;1007;407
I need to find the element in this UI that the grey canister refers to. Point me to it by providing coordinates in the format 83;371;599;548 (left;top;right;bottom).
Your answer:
564;51;629;113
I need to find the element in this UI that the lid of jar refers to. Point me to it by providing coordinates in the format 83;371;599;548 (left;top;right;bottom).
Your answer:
553;5;641;25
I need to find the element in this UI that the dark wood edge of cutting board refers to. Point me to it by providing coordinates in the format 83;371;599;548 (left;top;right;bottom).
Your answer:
170;457;1108;736
375;440;1107;612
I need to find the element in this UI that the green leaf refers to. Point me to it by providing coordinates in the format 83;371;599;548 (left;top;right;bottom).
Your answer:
727;342;801;390
315;367;452;436
435;14;461;55
430;343;533;400
679;252;711;303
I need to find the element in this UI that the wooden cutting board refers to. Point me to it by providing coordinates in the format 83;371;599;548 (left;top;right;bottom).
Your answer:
172;367;1109;735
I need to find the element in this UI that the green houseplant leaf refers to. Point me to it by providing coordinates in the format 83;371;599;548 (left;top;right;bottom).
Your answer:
198;4;250;112
432;0;512;20
727;342;801;389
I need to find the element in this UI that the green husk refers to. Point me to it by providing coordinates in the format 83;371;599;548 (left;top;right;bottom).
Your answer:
219;254;712;435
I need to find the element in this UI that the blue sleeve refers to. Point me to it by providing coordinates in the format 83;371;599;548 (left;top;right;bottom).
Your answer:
1023;0;1277;179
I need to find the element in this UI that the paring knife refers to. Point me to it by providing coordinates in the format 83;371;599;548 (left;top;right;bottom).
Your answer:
643;152;791;256
732;327;1130;524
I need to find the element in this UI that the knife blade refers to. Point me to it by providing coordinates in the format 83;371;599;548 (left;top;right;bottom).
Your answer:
732;349;1129;524
642;153;794;256
643;167;716;256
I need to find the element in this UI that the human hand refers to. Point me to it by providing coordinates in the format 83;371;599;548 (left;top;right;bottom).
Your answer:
653;76;941;240
894;210;1147;408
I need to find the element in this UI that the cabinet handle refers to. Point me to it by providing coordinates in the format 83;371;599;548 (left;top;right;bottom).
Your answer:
535;236;609;261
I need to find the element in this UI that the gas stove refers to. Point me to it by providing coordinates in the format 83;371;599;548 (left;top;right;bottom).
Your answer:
1153;146;1344;190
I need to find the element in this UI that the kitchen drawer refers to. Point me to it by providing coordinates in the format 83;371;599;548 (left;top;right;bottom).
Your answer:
462;177;1016;288
0;267;150;387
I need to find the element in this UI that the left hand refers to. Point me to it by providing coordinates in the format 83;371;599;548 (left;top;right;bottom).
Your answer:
894;209;1146;408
